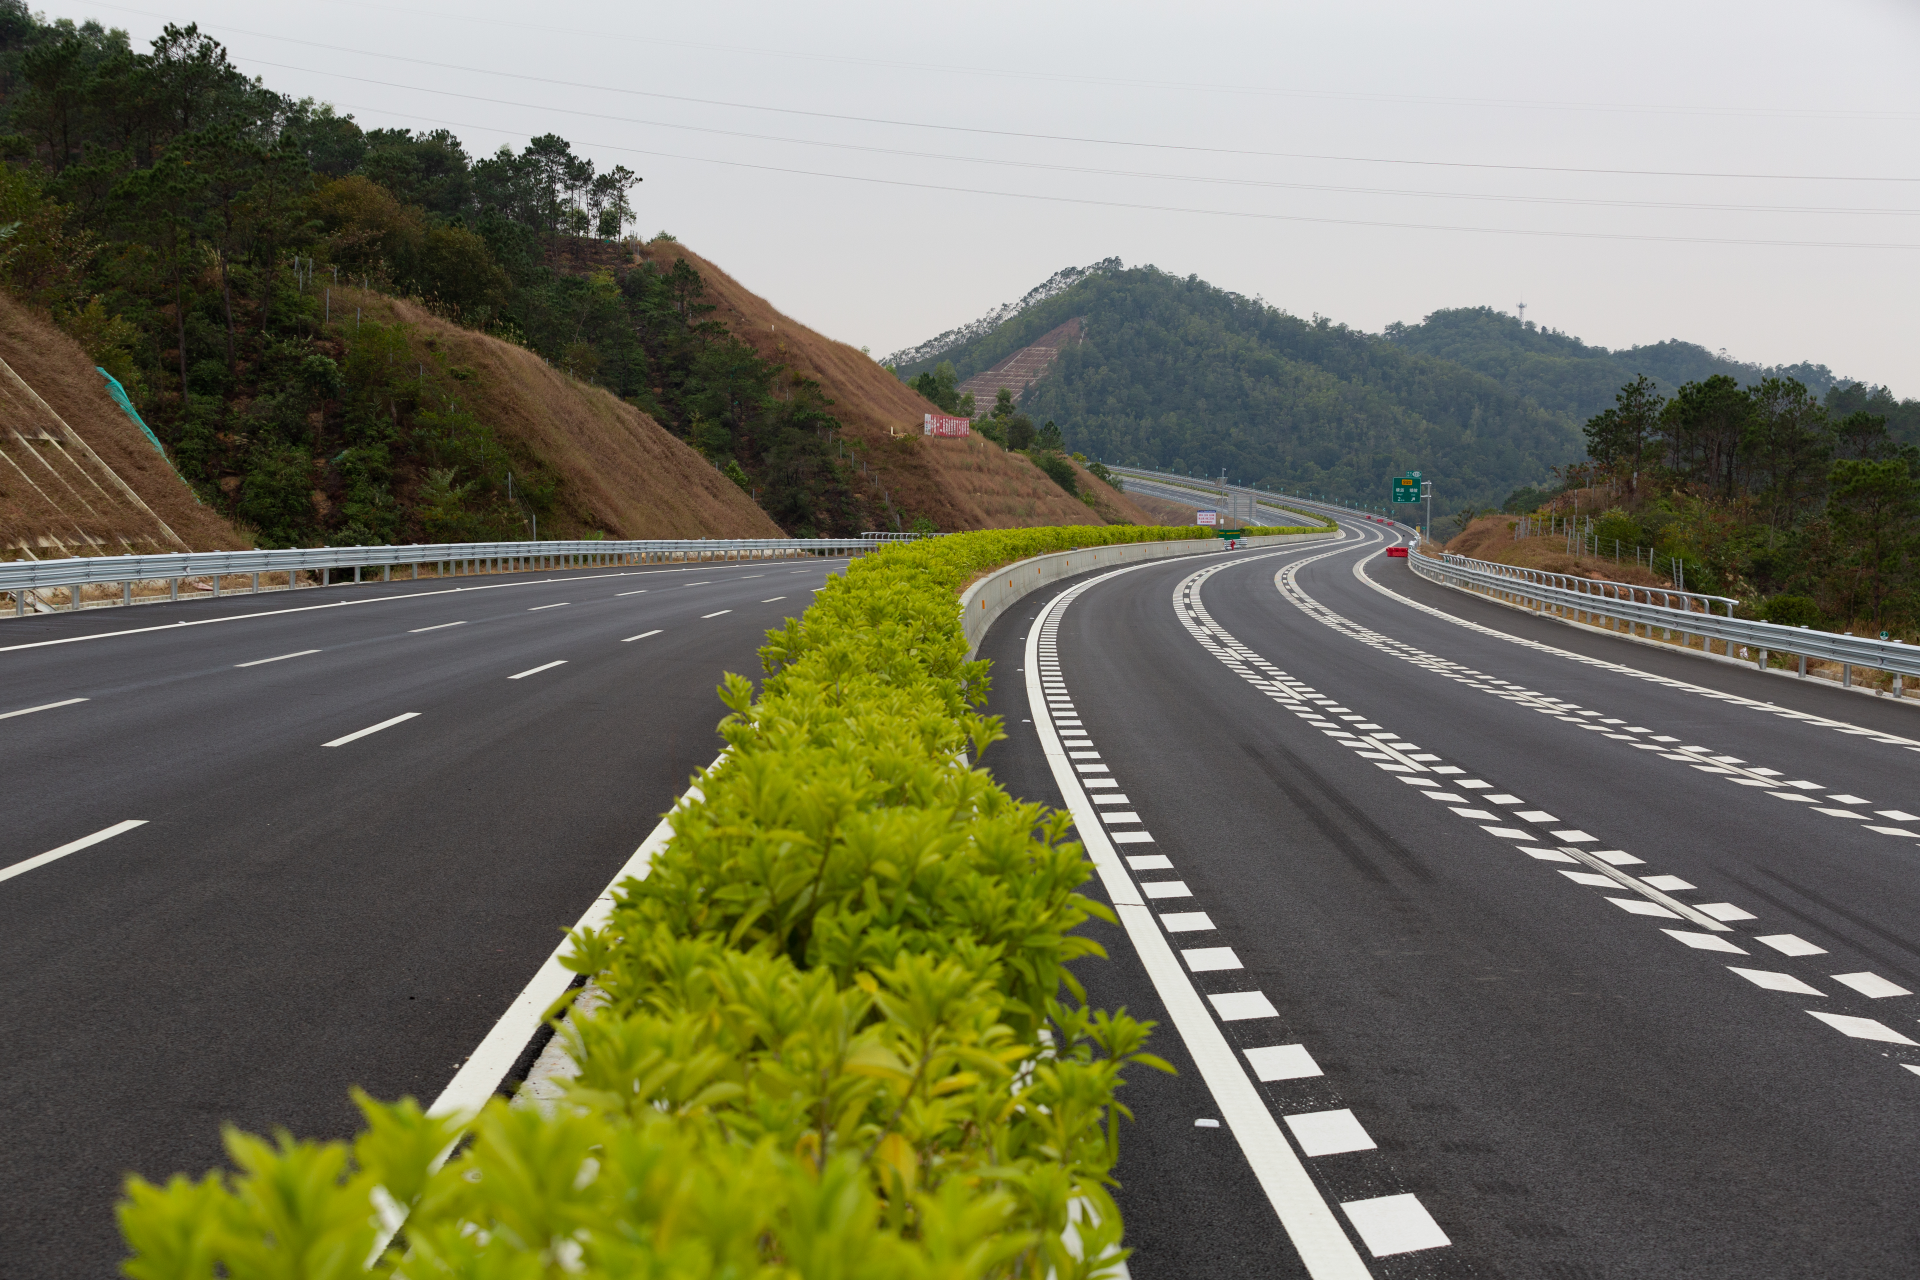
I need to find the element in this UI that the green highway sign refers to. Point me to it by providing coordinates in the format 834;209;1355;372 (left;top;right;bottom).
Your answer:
1391;477;1421;503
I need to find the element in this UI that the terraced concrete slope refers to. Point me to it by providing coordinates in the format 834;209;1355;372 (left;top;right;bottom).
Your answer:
0;290;247;556
633;242;1156;531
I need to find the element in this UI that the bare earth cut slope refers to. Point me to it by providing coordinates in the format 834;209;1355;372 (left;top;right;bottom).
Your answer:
955;317;1083;409
363;292;782;541
634;241;1125;531
0;290;248;556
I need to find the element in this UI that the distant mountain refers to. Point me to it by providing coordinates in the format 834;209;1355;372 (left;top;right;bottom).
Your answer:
1381;306;1848;425
893;267;1875;514
881;259;1121;370
898;265;1588;513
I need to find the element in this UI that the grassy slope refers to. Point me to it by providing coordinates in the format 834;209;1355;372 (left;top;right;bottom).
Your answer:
351;290;782;541
0;289;249;555
634;242;1145;531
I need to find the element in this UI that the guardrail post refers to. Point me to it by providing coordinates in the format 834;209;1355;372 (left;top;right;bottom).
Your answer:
1843;663;1852;688
1799;653;1807;677
210;574;220;599
1757;648;1767;671
383;564;391;582
251;572;259;594
123;580;132;607
170;577;178;602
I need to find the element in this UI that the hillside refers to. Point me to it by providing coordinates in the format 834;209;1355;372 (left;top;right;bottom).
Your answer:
0;290;248;556
341;288;781;541
1382;307;1847;426
629;240;1155;531
897;265;1582;515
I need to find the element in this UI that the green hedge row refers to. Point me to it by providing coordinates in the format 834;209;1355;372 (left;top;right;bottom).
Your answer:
117;525;1248;1280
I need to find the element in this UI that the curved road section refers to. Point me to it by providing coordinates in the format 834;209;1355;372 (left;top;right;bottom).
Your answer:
0;558;841;1276
975;516;1920;1278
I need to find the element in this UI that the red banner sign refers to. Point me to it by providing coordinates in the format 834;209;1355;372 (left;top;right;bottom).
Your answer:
923;414;971;438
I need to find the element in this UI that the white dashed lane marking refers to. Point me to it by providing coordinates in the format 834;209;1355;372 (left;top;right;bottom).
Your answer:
1167;549;1920;1075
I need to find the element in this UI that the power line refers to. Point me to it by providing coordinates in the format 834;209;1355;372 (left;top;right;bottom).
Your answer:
84;2;1920;185
325;100;1920;252
248;57;1920;218
180;0;1920;124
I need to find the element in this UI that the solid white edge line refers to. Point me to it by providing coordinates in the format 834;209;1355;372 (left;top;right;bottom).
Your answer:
0;696;88;720
426;753;721;1119
234;649;321;667
0;818;147;884
1026;571;1372;1280
621;630;662;642
507;660;568;679
321;711;420;747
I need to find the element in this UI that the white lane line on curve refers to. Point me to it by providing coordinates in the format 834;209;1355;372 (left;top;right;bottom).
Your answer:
234;649;321;667
322;712;420;746
0;819;147;884
622;630;662;642
527;603;569;611
508;660;568;680
0;697;88;720
702;610;732;619
409;621;466;633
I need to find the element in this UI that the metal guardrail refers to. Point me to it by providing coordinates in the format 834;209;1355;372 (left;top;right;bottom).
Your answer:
1;537;873;618
1107;466;1362;528
1411;547;1920;685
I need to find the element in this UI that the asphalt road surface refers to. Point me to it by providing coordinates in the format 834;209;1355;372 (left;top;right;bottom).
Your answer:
13;523;1920;1278
975;520;1920;1279
0;556;843;1277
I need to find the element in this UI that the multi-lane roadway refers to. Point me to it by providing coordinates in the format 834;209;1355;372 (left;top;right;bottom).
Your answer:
10;515;1920;1278
0;557;842;1276
977;515;1920;1278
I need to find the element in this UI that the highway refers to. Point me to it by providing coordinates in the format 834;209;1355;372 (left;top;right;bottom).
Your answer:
975;516;1920;1278
0;557;842;1276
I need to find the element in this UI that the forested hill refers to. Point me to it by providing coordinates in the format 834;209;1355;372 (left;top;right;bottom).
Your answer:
898;268;1583;514
1381;307;1846;427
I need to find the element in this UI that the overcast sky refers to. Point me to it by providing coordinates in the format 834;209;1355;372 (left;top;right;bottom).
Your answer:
53;0;1920;393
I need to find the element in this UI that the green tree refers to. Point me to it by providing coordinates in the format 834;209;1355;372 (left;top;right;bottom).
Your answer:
1825;458;1920;625
1743;377;1830;530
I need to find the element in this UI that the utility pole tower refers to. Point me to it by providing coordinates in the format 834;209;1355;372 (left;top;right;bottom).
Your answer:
1517;301;1527;325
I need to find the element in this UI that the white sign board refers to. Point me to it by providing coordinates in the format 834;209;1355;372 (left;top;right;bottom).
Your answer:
1196;509;1218;526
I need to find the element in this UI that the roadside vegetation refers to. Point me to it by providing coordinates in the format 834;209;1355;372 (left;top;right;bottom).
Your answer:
1448;374;1920;637
112;523;1301;1278
0;7;868;542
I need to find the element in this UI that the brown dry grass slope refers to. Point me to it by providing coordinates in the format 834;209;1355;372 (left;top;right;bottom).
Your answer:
1444;514;1668;585
0;289;247;556
632;240;1116;531
357;291;781;540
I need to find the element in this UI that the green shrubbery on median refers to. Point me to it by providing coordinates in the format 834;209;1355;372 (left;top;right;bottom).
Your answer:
119;524;1266;1280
